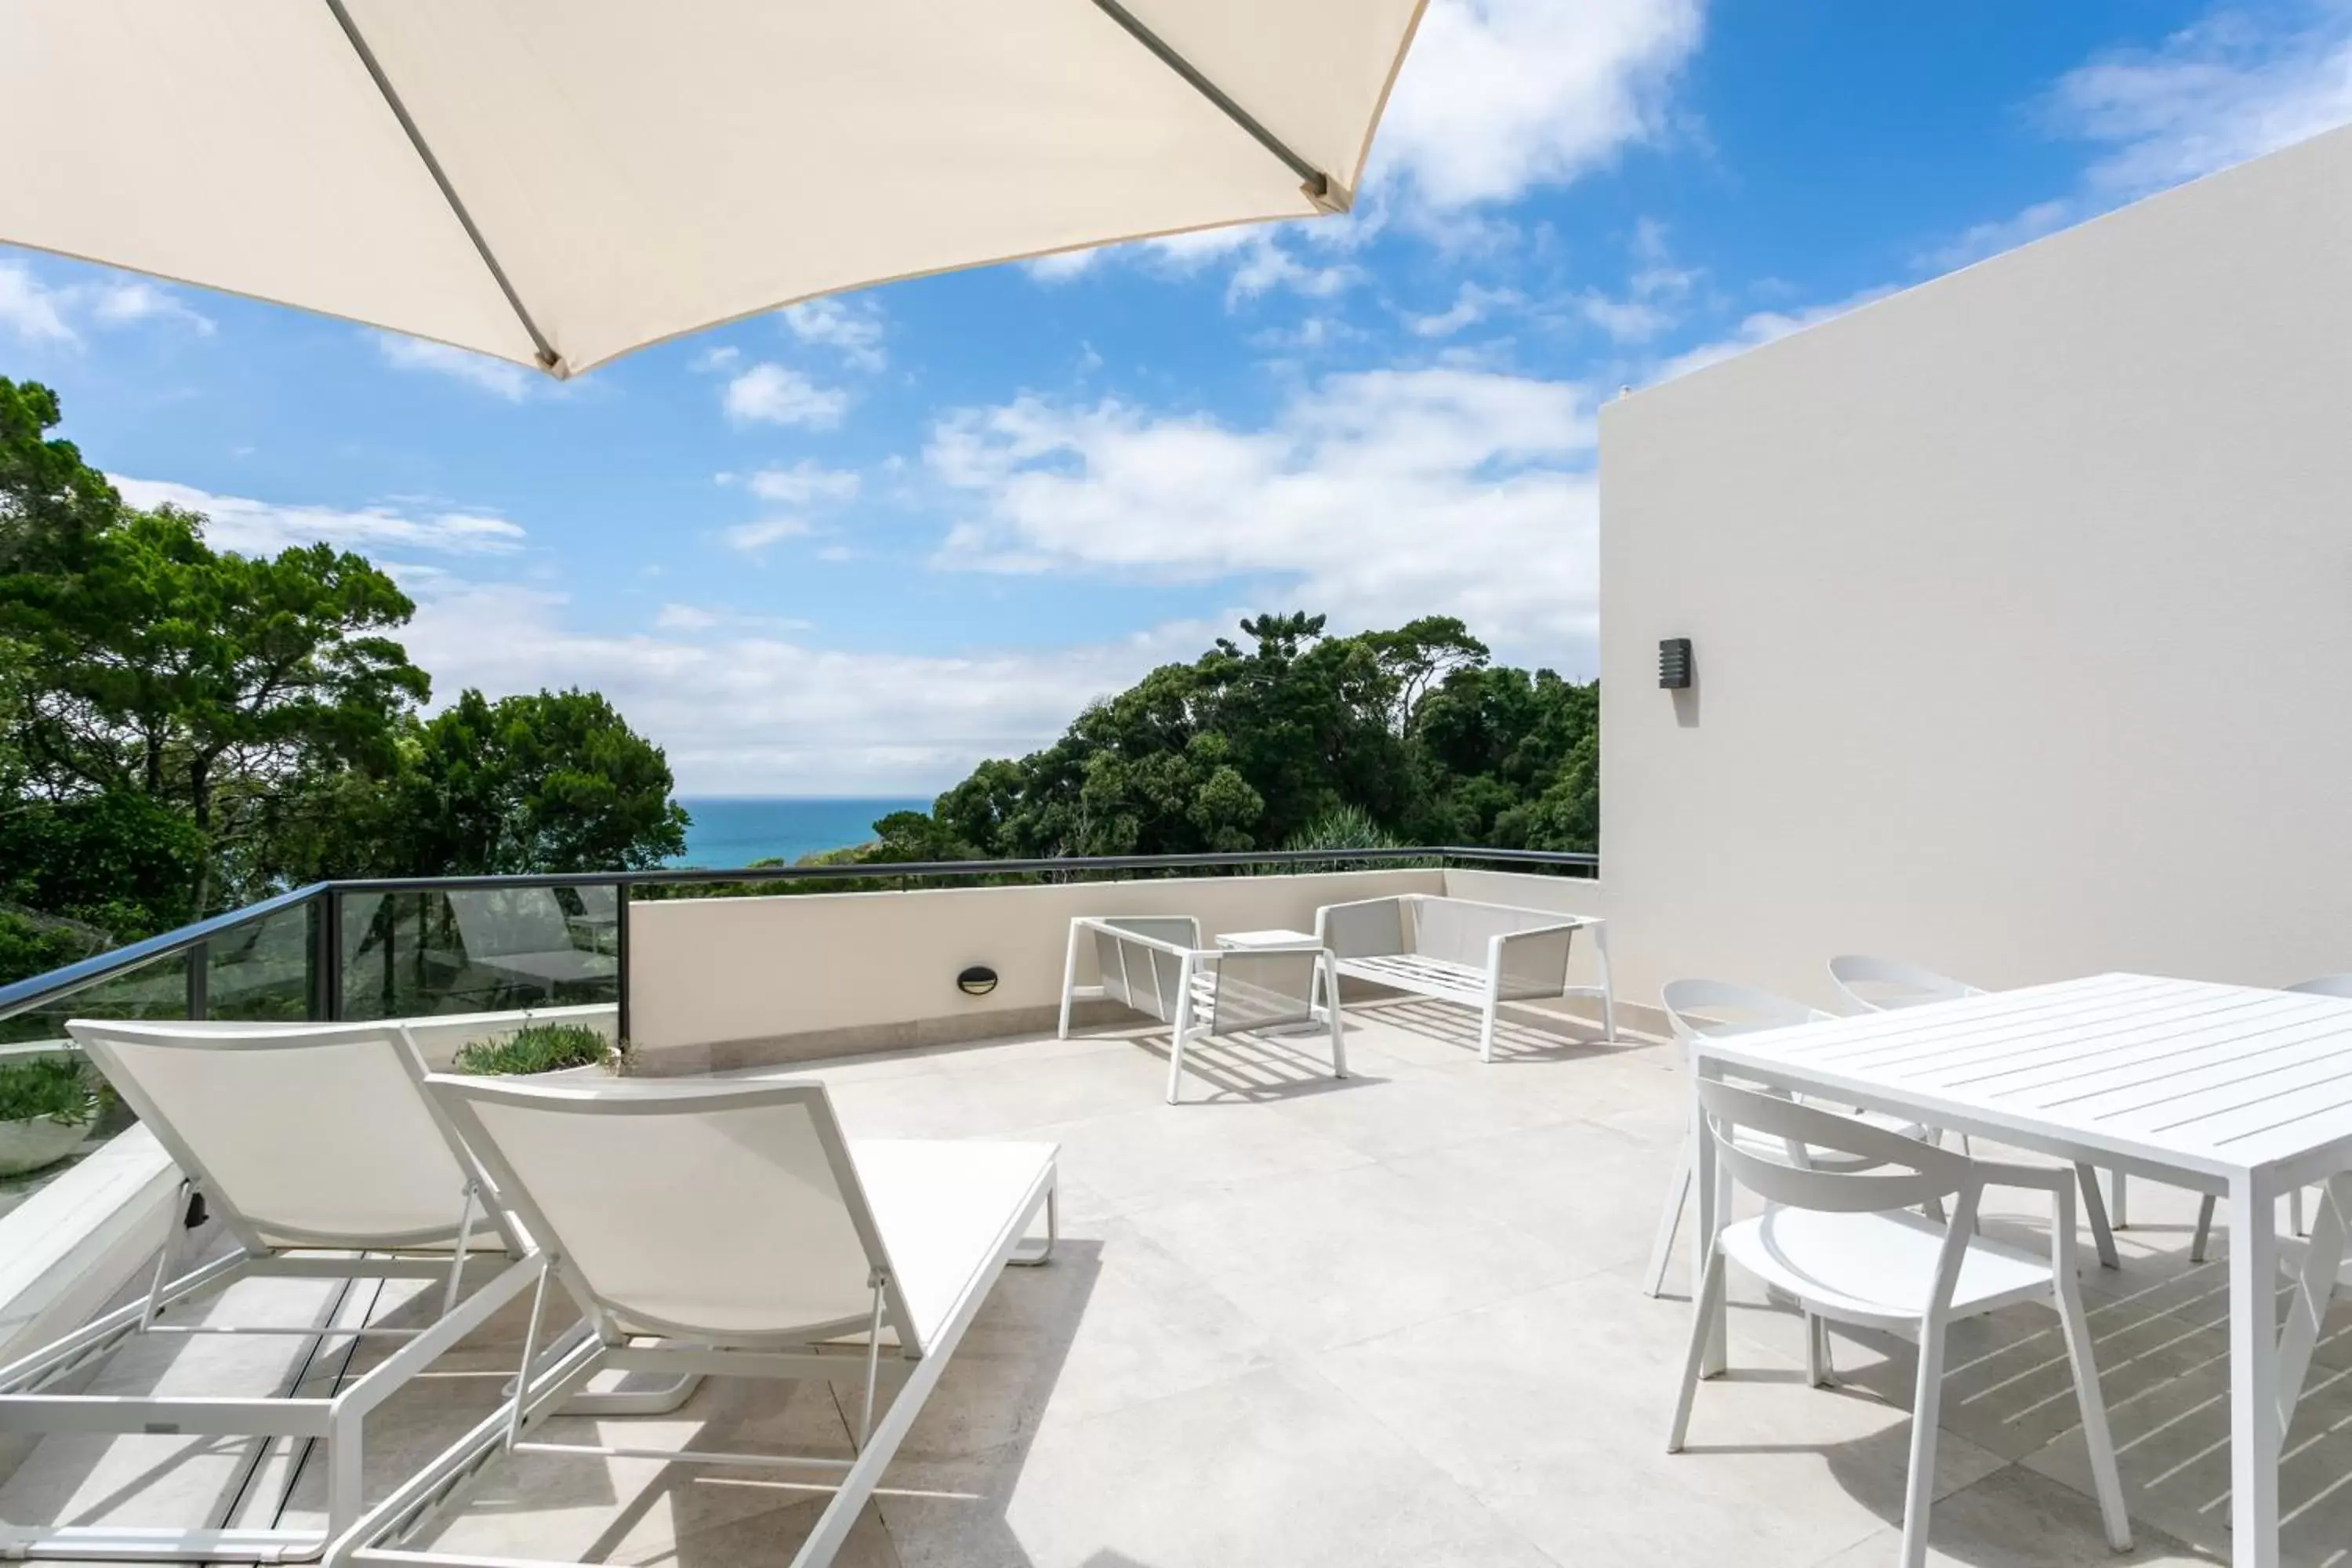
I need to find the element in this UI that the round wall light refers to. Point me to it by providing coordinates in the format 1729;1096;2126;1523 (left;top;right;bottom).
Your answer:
956;965;1000;996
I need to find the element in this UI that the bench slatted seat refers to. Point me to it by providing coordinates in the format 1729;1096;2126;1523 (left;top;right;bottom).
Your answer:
1315;895;1613;1061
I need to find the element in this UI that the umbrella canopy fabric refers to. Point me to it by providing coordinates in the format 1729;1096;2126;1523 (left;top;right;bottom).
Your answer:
0;0;1425;378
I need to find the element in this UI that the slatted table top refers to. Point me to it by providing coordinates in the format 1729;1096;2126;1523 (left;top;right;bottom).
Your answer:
1692;973;2352;1182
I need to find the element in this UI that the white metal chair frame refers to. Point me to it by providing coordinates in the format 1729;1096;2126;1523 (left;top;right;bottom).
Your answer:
1667;1078;2132;1568
1643;980;1943;1299
1827;956;2136;1270
0;1021;546;1565
1314;894;1614;1059
1057;916;1347;1104
335;1075;1054;1568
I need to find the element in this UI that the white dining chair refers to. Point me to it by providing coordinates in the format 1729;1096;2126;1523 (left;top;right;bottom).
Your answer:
1826;953;1983;1013
1640;979;1933;1299
1667;1079;2132;1568
1828;956;2130;1270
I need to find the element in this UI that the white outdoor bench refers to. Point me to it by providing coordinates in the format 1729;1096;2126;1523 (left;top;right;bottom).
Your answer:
1057;916;1346;1104
1312;894;1613;1060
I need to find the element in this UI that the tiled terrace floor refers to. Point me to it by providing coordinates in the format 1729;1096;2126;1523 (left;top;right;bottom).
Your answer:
9;999;2352;1566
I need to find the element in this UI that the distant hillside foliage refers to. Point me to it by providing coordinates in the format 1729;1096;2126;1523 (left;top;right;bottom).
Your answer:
866;612;1596;862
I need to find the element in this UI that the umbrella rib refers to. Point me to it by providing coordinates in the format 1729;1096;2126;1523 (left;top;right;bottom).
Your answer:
321;0;566;375
1089;0;1347;213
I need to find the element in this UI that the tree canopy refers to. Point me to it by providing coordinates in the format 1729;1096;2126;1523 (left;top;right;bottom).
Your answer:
0;376;691;979
869;612;1597;862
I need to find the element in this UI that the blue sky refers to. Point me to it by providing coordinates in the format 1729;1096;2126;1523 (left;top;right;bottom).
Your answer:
5;0;2350;794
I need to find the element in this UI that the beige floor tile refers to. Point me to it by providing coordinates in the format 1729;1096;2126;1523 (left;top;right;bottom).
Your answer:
1385;1116;1682;1274
1808;1464;2210;1568
1006;1099;1370;1218
1260;1065;1575;1160
1123;1160;1586;1352
1317;1271;2005;1568
2021;1346;2352;1568
880;1363;1559;1568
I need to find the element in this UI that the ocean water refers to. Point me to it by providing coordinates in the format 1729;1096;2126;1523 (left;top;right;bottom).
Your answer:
670;797;930;869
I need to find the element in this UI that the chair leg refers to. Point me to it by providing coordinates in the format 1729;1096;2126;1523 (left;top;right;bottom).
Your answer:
1478;992;1499;1063
2053;1269;2134;1551
2191;1193;2217;1264
2111;1170;2129;1229
1666;1247;1726;1452
2292;1185;2307;1238
1643;1143;1693;1299
2076;1164;2121;1269
1805;1312;1834;1387
1899;1316;1950;1568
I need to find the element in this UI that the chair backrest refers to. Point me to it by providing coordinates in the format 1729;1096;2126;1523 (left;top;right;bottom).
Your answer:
1827;954;1984;1014
1659;979;1829;1044
1206;949;1318;1036
1409;899;1577;989
2286;973;2352;999
65;1018;492;1250
1085;916;1198;1025
448;888;577;960
1697;1078;1969;1214
425;1075;909;1349
1316;897;1407;960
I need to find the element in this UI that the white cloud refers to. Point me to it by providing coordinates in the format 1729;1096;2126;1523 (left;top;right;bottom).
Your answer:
654;602;814;634
397;572;1209;793
1573;217;1700;342
87;281;216;336
780;297;887;371
1916;199;2075;273
108;476;528;557
1;260;216;344
692;344;742;372
723;362;849;427
925;368;1601;661
376;335;535;399
1372;0;1704;209
0;262;74;343
1648;288;1894;383
1406;282;1519;338
1022;249;1105;283
746;461;861;504
719;517;811;553
2049;2;2352;196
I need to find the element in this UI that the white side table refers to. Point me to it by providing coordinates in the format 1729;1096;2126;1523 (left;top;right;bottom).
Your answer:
1214;929;1330;1032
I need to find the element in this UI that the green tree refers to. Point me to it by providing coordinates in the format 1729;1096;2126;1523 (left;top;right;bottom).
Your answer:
871;612;1599;862
390;688;690;874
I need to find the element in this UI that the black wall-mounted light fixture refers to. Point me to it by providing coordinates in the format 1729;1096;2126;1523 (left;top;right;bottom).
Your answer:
956;965;999;996
1658;637;1693;690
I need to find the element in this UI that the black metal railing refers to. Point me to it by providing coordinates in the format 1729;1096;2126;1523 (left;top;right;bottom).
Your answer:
0;844;1597;1045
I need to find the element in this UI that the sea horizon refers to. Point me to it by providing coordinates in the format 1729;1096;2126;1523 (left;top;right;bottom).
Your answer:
669;794;931;869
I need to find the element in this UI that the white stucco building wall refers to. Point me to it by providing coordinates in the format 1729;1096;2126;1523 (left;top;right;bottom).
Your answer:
1596;123;2352;1011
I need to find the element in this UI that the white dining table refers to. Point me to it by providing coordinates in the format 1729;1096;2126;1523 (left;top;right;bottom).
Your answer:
1685;972;2352;1568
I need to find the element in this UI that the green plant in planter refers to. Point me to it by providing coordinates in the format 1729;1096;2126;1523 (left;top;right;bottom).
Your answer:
0;1054;109;1178
449;1022;623;1077
0;1054;106;1126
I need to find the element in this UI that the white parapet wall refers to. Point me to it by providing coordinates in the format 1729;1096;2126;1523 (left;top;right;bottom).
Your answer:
1597;124;2352;1011
626;867;1450;1066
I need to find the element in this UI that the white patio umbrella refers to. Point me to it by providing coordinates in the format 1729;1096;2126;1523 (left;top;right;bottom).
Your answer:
0;0;1425;379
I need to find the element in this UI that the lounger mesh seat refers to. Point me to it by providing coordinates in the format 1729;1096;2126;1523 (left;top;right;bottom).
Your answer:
338;1076;1056;1568
0;1020;545;1565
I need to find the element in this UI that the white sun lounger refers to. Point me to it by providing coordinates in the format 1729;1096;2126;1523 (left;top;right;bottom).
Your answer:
0;1019;546;1564
334;1076;1056;1568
